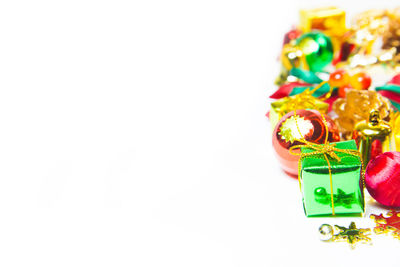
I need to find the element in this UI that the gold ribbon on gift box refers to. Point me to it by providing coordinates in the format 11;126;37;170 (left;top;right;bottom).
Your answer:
288;107;364;216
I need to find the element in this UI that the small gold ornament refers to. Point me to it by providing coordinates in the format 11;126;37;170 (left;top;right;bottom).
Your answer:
275;43;308;85
319;222;371;248
353;110;392;165
281;43;306;71
333;222;371;248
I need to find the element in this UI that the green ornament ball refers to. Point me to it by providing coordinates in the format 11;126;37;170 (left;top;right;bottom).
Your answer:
296;32;333;72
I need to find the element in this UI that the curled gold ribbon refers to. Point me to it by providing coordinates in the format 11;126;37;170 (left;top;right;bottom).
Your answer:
289;110;364;216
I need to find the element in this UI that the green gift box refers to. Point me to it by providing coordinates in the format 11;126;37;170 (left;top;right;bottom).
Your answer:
299;140;364;217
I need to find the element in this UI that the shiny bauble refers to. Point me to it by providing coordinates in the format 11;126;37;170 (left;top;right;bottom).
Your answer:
281;43;305;71
283;28;302;46
318;224;333;241
350;72;372;90
329;69;350;88
296;32;333;72
365;152;400;207
272;109;340;176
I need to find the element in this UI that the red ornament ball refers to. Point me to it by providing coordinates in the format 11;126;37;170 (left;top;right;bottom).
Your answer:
329;69;349;88
349;72;372;90
282;28;302;46
272;109;340;177
365;152;400;207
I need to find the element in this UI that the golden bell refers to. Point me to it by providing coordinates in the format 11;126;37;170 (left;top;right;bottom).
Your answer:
353;110;392;165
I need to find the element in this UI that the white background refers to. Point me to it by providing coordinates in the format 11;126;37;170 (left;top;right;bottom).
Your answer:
1;0;400;266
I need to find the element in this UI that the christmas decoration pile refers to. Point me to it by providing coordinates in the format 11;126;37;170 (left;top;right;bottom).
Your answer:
318;210;400;248
268;7;400;246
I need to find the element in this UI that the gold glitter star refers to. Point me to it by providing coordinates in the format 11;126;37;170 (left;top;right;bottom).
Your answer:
332;222;371;248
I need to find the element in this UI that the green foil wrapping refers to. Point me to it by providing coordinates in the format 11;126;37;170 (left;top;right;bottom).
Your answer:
299;140;364;217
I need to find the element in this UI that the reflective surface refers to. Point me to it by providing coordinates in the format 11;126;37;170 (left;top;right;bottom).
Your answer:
365;152;400;207
300;140;364;217
272;110;340;176
353;110;392;165
296;32;333;72
314;187;356;208
269;93;329;130
333;89;392;139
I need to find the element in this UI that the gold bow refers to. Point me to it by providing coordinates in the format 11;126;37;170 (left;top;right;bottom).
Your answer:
274;81;332;117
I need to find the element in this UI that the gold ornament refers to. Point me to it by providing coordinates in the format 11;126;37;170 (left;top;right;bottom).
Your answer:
353;110;392;165
318;222;371;248
351;9;389;54
391;112;400;151
332;222;371;248
332;89;392;139
299;7;346;52
299;7;346;36
270;82;331;130
275;43;307;85
382;8;400;55
281;43;306;71
337;9;399;69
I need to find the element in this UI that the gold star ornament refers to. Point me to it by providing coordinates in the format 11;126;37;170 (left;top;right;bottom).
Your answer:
319;222;371;248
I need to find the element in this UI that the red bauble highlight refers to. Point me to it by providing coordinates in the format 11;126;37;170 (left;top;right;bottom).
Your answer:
365;152;400;207
272;109;340;176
